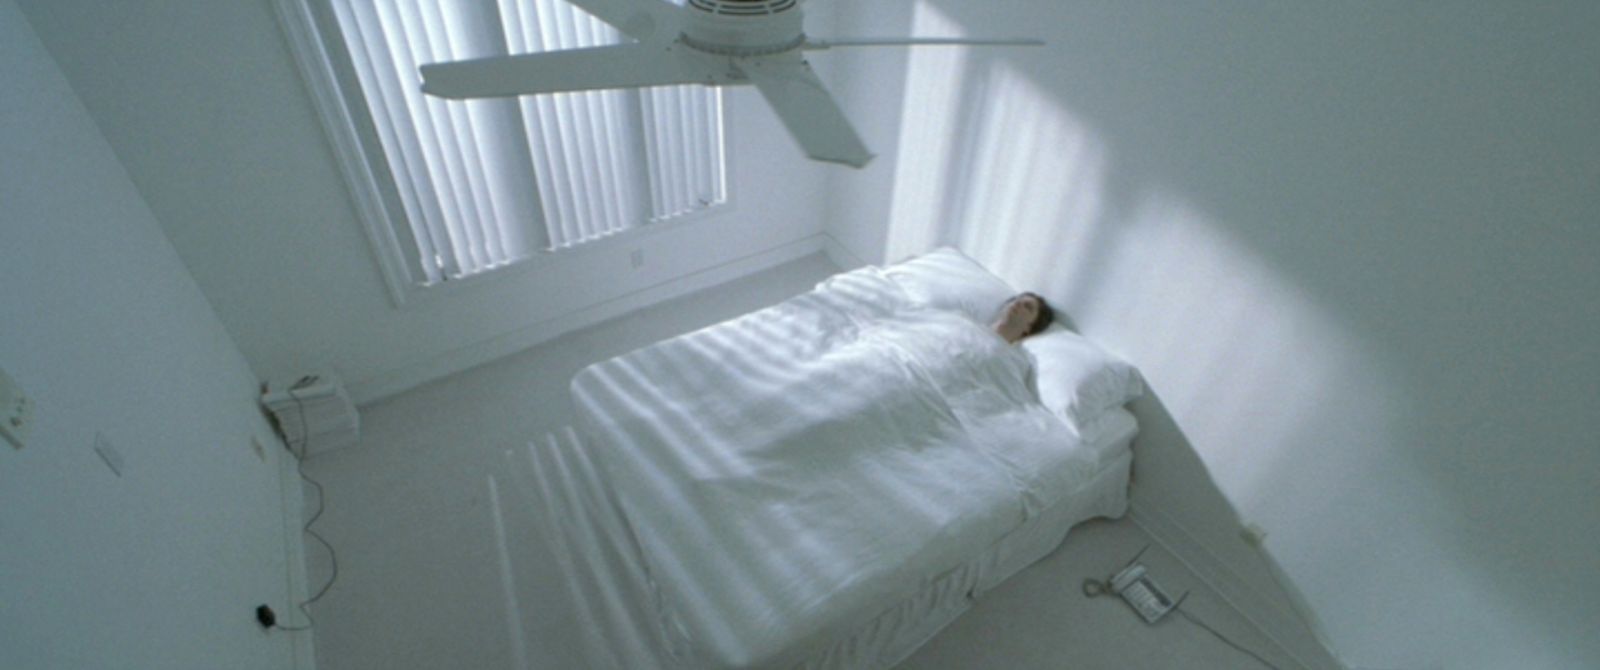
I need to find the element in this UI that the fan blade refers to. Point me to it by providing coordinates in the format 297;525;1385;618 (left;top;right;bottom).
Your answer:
804;37;1044;50
421;44;717;99
741;55;873;168
564;0;677;41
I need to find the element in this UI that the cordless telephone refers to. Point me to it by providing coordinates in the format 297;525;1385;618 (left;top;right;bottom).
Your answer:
1110;562;1176;623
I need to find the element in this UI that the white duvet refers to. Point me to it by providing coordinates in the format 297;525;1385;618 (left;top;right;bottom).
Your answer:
571;269;1102;669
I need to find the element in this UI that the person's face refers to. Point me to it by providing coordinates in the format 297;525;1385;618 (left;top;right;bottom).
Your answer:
1002;295;1041;332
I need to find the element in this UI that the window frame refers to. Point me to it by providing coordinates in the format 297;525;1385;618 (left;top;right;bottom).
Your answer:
272;0;734;307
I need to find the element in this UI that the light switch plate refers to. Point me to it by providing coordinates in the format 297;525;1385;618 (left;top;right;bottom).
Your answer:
0;367;33;450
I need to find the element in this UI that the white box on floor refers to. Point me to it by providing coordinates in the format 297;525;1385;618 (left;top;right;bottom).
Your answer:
262;372;360;456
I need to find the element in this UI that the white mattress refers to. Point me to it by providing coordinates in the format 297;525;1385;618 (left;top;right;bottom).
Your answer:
506;411;1136;670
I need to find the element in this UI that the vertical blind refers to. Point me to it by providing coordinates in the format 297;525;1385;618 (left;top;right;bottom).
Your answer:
328;0;726;285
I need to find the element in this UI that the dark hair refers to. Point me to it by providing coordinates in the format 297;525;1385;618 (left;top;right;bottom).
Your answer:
1019;292;1054;335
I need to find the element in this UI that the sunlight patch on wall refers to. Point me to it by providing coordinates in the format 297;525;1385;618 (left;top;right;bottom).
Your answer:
1087;192;1401;508
885;6;1109;300
950;63;1106;294
883;0;971;263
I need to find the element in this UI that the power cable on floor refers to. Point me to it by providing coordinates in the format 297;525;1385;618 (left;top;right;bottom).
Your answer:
270;385;340;632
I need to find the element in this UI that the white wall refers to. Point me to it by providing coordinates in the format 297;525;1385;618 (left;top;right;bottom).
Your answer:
16;0;834;403
0;2;310;668
825;1;1600;669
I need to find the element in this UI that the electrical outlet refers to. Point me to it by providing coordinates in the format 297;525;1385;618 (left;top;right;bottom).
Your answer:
0;367;33;450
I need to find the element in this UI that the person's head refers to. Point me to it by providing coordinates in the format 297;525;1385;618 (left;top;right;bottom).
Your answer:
992;292;1054;343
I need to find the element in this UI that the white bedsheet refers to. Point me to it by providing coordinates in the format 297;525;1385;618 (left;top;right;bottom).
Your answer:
571;269;1110;669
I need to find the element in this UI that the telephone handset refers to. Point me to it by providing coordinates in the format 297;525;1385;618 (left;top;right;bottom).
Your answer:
1110;562;1176;623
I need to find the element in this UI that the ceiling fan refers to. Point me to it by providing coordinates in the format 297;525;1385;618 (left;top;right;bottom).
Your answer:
418;0;1041;168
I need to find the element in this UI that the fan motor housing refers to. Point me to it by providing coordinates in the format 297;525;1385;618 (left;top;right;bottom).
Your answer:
681;0;805;56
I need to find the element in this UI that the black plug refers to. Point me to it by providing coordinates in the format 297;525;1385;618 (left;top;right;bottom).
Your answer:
256;604;277;629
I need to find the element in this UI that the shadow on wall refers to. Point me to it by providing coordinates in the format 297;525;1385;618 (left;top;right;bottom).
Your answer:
863;1;1600;668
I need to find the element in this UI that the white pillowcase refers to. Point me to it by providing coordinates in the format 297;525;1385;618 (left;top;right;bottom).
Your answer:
882;247;1016;324
1021;326;1144;435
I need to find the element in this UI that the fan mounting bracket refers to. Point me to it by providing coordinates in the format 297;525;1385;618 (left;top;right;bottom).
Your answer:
678;32;806;57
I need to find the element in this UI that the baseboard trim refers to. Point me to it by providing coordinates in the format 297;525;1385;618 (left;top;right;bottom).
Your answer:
820;231;868;270
347;235;828;405
1129;501;1345;670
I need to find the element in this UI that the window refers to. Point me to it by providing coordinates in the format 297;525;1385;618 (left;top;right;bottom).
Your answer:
278;0;727;298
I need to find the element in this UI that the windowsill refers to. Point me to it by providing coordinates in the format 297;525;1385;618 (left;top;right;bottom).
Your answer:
393;198;736;309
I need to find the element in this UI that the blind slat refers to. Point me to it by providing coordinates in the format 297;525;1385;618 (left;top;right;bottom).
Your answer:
515;0;575;249
426;0;499;270
537;0;585;247
338;0;445;283
578;13;617;238
597;93;631;234
639;91;666;218
660;88;687;218
558;8;608;244
419;0;501;273
596;22;637;235
378;0;468;277
696;89;714;204
390;0;476;274
454;3;518;265
710;88;726;202
576;95;607;242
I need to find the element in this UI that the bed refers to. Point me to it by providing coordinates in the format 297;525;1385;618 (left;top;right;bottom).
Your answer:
511;248;1144;669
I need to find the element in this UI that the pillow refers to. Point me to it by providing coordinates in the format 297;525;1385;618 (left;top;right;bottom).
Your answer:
1021;326;1144;434
882;247;1016;324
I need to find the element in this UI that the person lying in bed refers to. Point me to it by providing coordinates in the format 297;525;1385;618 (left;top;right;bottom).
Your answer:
992;292;1055;343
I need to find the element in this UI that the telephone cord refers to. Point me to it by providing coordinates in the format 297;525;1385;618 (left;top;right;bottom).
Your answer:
270;386;340;631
